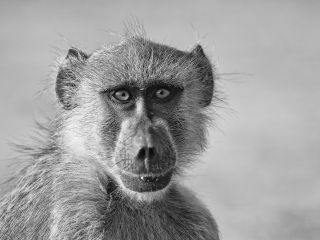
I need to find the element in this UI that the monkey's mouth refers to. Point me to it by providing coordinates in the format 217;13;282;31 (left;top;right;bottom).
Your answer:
120;170;173;193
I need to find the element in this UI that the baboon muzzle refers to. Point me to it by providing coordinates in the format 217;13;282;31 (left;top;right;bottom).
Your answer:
115;127;176;192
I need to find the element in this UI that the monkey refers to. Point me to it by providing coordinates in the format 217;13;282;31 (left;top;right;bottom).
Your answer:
0;24;220;240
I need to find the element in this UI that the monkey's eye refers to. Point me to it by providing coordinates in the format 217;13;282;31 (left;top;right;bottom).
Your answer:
113;89;132;102
154;88;171;99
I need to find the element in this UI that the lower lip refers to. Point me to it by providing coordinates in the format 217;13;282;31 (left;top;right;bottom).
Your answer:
120;170;173;193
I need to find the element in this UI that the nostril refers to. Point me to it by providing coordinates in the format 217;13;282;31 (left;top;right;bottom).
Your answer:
137;148;146;161
136;147;156;161
148;147;155;160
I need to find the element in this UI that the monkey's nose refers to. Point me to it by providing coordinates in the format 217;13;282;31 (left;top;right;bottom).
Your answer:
136;147;156;171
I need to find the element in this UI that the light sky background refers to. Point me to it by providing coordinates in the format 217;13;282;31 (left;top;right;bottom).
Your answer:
0;1;319;239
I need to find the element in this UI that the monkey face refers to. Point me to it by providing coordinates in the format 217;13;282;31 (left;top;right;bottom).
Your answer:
55;37;214;200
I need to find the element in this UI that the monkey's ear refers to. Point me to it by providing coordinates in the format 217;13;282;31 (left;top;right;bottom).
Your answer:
191;45;214;107
56;48;89;110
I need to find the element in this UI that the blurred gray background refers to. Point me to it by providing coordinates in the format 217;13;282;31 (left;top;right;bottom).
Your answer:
0;1;319;239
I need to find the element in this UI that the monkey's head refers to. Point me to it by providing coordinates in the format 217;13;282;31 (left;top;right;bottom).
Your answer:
55;33;215;201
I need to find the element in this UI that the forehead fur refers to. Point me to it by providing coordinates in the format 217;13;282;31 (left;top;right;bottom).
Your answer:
87;34;202;89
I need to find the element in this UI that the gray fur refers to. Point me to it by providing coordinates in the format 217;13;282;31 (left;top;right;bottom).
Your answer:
0;24;220;240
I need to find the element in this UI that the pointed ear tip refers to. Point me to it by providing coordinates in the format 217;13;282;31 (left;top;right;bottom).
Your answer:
192;45;204;55
195;44;203;50
66;48;89;60
66;48;78;59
